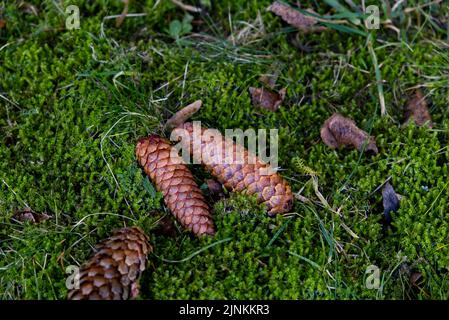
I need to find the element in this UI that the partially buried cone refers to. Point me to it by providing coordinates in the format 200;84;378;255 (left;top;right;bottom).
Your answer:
67;226;151;300
174;122;294;215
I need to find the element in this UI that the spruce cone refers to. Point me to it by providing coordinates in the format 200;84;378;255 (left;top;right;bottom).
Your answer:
67;227;151;300
175;122;294;215
136;135;215;236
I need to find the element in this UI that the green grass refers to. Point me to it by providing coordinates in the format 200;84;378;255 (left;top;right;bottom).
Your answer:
1;0;449;299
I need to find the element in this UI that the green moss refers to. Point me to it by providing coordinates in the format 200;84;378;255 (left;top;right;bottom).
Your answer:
1;0;449;299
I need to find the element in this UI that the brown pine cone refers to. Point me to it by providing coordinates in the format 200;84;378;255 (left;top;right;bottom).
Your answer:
67;227;151;300
175;122;294;215
136;135;215;236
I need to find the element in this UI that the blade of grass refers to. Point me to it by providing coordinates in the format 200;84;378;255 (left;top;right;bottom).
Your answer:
288;251;321;270
156;237;232;263
368;35;386;116
321;22;367;36
266;217;292;248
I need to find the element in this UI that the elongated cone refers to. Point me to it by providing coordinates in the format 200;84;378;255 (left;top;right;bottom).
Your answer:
136;135;215;236
174;122;293;215
67;227;151;300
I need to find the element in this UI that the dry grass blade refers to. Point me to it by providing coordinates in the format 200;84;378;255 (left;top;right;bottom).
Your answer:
367;38;386;117
171;0;202;13
228;11;266;45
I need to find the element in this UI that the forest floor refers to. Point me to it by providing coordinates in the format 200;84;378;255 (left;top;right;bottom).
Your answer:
1;0;449;299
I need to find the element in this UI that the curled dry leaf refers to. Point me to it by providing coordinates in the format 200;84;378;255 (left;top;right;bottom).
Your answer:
249;87;286;112
404;90;432;128
382;182;399;224
13;207;50;224
228;11;265;45
320;113;378;154
165;100;202;130
267;1;326;33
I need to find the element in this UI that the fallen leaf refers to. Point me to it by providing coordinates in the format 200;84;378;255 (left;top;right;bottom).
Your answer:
404;90;432;128
116;0;129;28
382;182;399;224
267;1;326;33
13;207;50;224
0;19;6;29
320;113;378;154
165;100;202;130
249;87;286;111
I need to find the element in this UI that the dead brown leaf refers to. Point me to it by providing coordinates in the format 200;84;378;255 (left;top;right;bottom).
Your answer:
267;1;326;33
13;207;50;224
404;90;432;128
165;100;202;130
0;19;6;29
116;0;129;28
249;87;286;111
320;113;378;154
